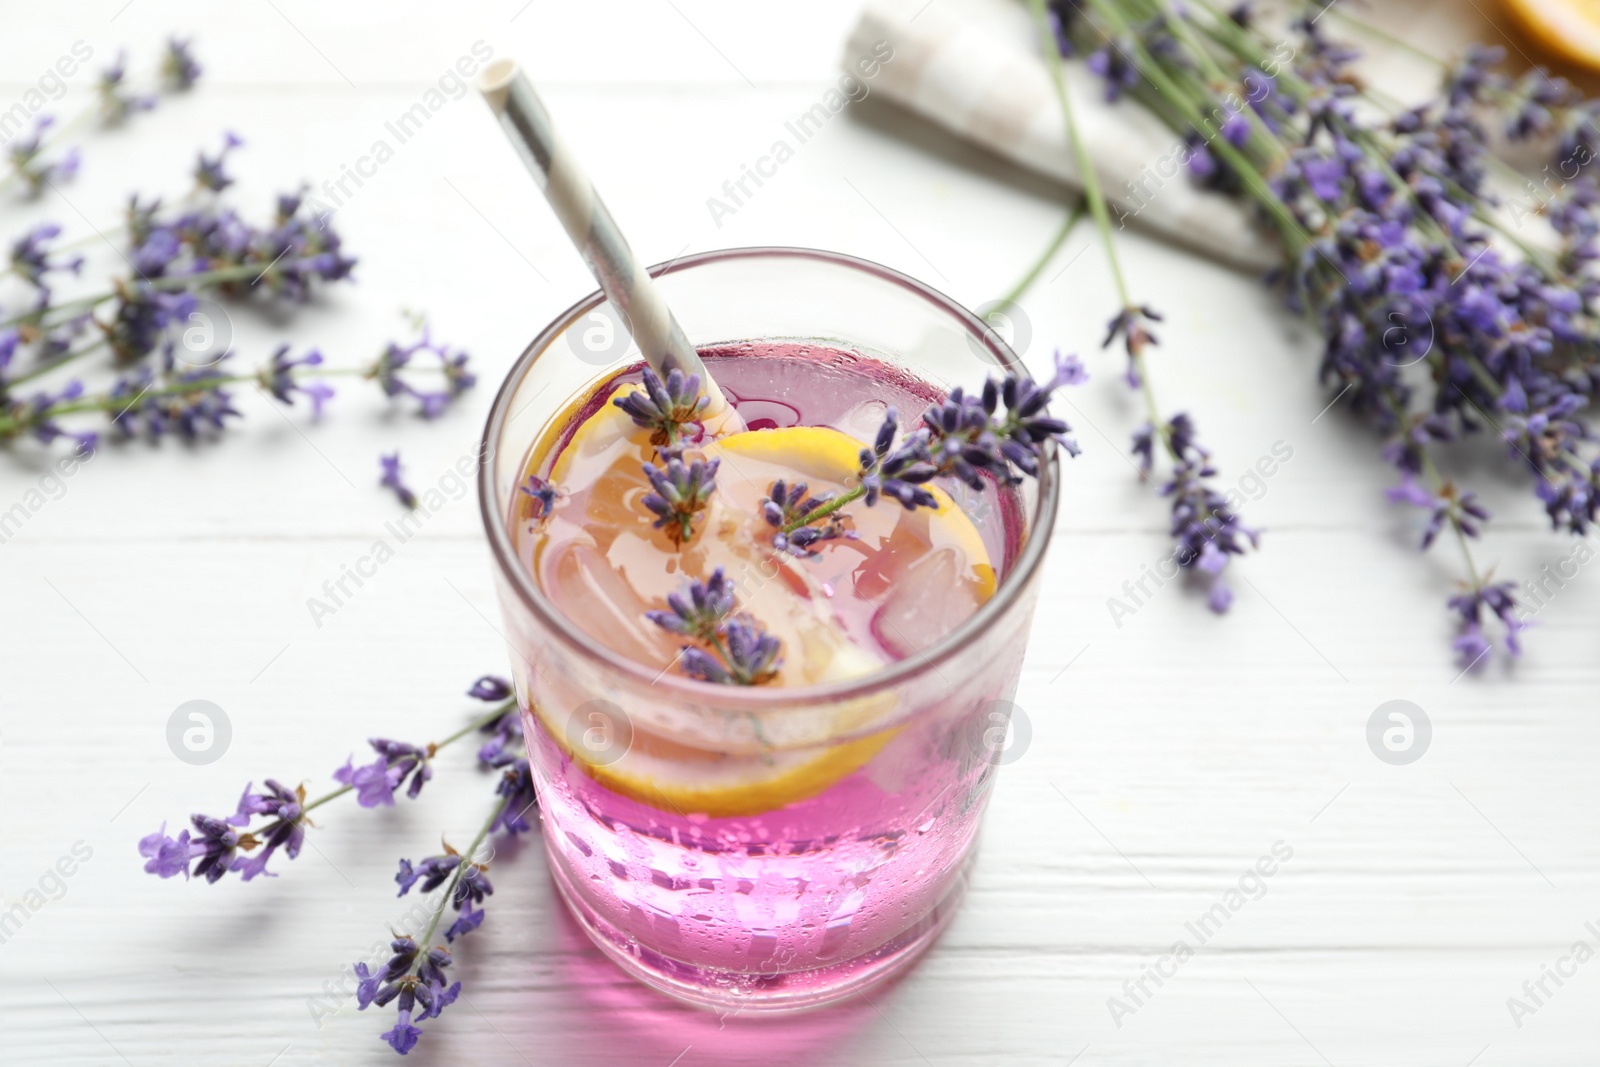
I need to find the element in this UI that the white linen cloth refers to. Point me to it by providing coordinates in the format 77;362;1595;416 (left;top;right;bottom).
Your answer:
842;0;1280;271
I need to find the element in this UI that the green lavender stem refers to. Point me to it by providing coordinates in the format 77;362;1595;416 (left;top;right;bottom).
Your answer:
1023;0;1179;460
779;483;866;534
269;700;513;828
998;198;1088;307
6;337;110;387
0;260;318;335
412;791;512;953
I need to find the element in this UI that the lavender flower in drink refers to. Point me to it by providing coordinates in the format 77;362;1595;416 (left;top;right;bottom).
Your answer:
771;354;1083;554
518;474;558;520
762;478;846;557
642;454;718;542
646;567;736;642
647;569;783;685
613;365;708;446
683;615;783;686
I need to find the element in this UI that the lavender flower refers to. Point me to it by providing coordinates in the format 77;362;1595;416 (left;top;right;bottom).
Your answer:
646;567;736;641
331;735;434;806
160;36;203;91
468;675;513;703
260;344;334;416
379;452;418;509
1448;581;1525;668
138;779;306;883
1156;414;1257;612
194;131;243;192
1087;40;1140;102
8;116;80;195
488;757;538;836
1041;1;1600;659
355;936;461;1055
102;283;197;362
613;365;708;445
98;51;158;125
369;328;475;418
107;351;241;441
518;474;557;520
772;354;1083;556
762;479;846;557
10;223;83;306
1102;306;1163;388
858;408;940;511
682;616;782;686
647;570;783;685
641;454;719;542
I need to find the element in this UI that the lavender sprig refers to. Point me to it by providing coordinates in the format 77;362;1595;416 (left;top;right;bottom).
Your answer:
642;454;719;543
1023;0;1258;615
1;331;472;449
160;36;203;92
613;365;708;448
762;478;846;557
139;679;517;885
774;353;1083;546
1;183;357;379
6;117;79;196
194;131;243;193
98;50;159;125
369;327;475;418
1042;1;1592;662
356;682;535;1056
647;569;783;685
380;452;418;509
9;223;84;307
3;38;199;196
518;474;558;520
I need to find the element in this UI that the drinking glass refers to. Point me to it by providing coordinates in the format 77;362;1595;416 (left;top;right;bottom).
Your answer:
478;247;1060;1011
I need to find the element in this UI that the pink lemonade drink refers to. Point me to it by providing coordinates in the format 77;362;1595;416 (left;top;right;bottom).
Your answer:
480;249;1061;1010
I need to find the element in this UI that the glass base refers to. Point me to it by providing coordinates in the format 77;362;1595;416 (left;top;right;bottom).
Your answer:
544;834;976;1013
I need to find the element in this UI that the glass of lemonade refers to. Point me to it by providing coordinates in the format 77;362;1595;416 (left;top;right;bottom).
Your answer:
478;248;1061;1011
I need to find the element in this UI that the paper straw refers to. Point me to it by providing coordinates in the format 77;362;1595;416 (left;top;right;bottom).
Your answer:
478;59;731;415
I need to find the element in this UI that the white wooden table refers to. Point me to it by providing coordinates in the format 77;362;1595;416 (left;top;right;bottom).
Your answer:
3;2;1597;1063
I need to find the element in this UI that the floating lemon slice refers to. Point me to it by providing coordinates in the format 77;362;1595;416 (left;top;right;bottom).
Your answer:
1503;0;1600;71
547;383;652;486
532;699;897;818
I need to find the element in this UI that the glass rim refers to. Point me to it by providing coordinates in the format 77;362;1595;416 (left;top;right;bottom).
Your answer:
477;245;1061;709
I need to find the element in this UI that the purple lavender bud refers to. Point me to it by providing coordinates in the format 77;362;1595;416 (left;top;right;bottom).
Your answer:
379;452;417;510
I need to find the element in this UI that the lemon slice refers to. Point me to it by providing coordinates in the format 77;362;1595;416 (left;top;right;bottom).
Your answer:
1503;0;1600;71
548;383;652;485
532;699;897;817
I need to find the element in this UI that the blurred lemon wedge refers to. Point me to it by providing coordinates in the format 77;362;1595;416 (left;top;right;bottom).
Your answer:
1503;0;1600;70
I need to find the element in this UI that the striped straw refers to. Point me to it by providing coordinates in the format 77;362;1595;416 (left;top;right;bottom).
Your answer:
478;59;731;416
